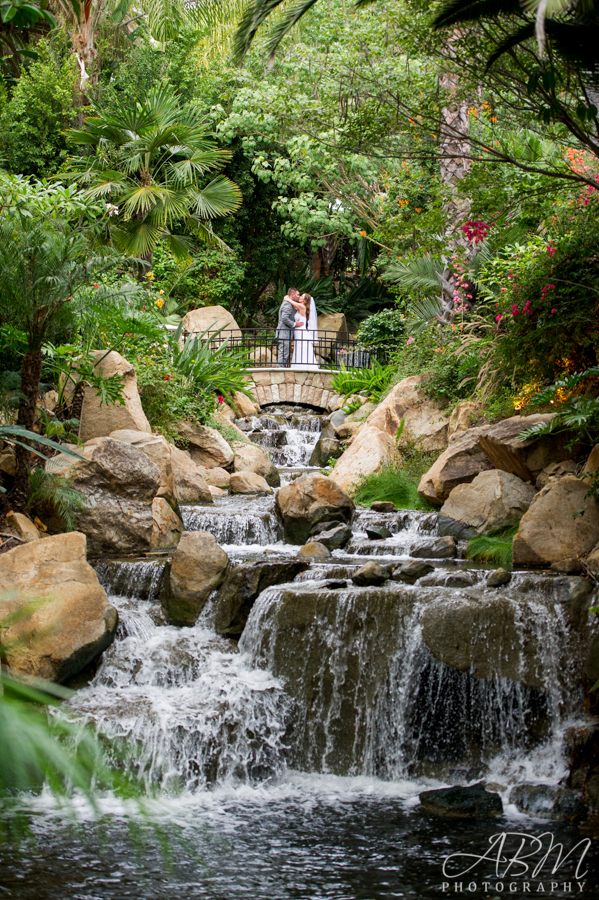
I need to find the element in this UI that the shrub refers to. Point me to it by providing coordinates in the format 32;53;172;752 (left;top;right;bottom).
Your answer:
352;463;435;510
356;309;406;349
331;361;395;401
28;469;87;532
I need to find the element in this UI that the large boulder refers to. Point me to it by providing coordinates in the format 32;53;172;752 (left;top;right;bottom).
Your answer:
0;532;117;683
513;475;599;566
109;429;174;499
211;560;309;637
439;470;536;539
180;305;241;344
328;425;400;492
367;374;449;452
232;391;259;417
229;471;272;494
47;437;162;556
150;497;183;551
6;511;40;542
177;420;234;469
275;472;355;544
169;446;213;504
232;442;280;487
75;350;151;442
478;414;575;483
163;531;229;626
417;426;492;506
448;400;480;438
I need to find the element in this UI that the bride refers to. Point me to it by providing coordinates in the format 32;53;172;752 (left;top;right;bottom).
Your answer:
289;292;319;369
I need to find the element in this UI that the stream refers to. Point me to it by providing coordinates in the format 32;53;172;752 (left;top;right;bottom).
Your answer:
1;406;598;900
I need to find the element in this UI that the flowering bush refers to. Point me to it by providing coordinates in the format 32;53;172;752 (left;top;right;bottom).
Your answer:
477;196;599;386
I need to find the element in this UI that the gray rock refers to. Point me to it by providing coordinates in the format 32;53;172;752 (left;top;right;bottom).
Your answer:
297;541;332;560
370;501;396;512
410;536;457;559
211;559;309;637
487;568;512;587
351;561;390;586
328;409;346;430
325;579;348;589
444;571;478;588
392;560;434;584
309;436;343;468
509;784;586;821
419;783;503;817
365;525;392;540
312;524;352;551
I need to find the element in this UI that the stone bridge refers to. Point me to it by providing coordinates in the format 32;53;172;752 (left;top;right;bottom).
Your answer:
247;368;343;412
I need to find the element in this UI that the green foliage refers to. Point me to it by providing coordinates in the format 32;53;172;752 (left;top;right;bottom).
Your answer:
0;43;76;177
390;327;480;407
519;367;599;448
173;326;252;400
64;84;242;261
28;468;87;531
352;462;434;510
330;360;395;402
465;527;518;569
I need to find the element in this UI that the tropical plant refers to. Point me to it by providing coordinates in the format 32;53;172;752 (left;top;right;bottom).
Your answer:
0;214;140;509
64;85;242;263
330;360;395;402
356;309;405;349
0;0;57;79
27;468;87;531
519;367;599;446
171;325;253;401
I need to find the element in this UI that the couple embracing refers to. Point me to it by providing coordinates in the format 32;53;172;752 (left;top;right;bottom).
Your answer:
275;288;318;368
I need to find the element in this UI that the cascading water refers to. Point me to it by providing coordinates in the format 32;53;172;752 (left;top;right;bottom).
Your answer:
236;406;321;474
4;430;598;899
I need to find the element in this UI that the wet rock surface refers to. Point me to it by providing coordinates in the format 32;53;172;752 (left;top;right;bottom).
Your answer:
164;531;229;627
351;561;391;586
419;783;503;817
439;469;536;539
275;472;354;544
509;783;587;821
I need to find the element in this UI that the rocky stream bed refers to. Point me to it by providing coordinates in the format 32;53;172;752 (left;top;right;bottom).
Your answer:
1;406;599;899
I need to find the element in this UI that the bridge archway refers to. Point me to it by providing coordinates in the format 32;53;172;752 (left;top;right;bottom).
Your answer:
247;368;343;412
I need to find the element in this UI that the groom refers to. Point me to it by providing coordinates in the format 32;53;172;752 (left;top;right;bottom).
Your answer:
275;287;300;367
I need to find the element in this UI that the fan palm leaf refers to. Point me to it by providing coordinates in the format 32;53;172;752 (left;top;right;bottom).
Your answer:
64;85;242;259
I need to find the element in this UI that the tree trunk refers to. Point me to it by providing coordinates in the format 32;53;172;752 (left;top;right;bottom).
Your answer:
12;348;43;512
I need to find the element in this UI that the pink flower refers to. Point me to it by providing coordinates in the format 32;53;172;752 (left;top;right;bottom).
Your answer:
551;308;556;313
406;336;415;345
217;396;225;403
495;314;502;322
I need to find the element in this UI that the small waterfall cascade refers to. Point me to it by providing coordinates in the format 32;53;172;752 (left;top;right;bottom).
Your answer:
77;493;595;800
180;494;282;551
69;593;289;791
235;406;322;471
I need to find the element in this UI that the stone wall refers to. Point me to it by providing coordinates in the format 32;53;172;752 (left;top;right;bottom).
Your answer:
247;369;342;412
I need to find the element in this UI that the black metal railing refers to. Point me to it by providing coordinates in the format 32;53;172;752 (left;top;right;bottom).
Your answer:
184;328;387;369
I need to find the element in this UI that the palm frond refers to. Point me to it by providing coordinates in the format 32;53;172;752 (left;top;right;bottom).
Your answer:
383;256;444;292
405;297;444;335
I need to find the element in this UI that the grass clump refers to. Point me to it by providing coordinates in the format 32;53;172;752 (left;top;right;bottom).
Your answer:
353;463;435;510
465;527;518;569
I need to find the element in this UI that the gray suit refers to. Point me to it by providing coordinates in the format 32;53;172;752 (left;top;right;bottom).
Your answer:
275;299;296;367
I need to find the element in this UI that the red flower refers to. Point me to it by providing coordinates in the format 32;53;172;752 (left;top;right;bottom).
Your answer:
217;396;225;403
163;375;171;381
93;283;100;289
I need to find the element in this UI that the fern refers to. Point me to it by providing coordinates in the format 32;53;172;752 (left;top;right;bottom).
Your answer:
28;469;87;532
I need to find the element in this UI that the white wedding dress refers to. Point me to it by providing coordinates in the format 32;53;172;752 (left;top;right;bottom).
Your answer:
291;298;319;369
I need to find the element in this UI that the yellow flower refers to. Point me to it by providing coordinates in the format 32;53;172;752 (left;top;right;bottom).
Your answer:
146;271;155;280
360;230;367;237
155;297;165;308
159;289;164;294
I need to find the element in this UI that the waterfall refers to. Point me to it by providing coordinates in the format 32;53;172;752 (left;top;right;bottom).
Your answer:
236;406;322;470
69;594;289;791
181;495;281;548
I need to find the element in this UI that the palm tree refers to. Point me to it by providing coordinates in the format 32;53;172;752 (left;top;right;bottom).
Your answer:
0;217;139;510
0;0;57;78
64;85;243;264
